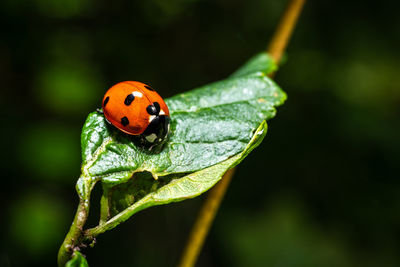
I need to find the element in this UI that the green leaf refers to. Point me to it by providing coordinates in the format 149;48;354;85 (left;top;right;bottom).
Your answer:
230;53;277;78
77;53;285;198
87;121;267;235
65;251;89;267
77;52;285;227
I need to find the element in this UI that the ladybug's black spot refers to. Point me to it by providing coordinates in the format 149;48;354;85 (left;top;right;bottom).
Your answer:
146;104;158;115
103;96;110;107
153;102;160;113
144;85;155;91
124;94;135;106
121;116;129;126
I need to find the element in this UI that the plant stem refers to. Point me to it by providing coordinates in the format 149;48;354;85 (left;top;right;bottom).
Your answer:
177;0;306;266
57;197;91;267
267;0;306;65
99;188;110;224
177;169;235;267
84;192;152;238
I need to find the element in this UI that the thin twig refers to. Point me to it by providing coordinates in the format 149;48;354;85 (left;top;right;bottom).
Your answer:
178;169;235;267
177;1;306;266
57;198;90;267
267;0;306;65
57;177;96;266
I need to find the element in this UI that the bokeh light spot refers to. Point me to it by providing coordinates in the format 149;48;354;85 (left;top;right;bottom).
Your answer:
9;193;69;258
17;123;80;182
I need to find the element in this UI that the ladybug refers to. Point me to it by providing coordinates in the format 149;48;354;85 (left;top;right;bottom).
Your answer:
102;81;170;147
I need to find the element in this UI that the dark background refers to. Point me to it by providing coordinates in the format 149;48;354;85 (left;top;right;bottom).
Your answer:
1;0;400;266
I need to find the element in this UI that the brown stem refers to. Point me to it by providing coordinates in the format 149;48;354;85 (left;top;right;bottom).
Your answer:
177;1;306;266
267;0;306;64
177;169;235;267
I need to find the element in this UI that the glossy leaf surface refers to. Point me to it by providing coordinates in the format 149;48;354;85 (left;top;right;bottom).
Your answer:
77;52;285;225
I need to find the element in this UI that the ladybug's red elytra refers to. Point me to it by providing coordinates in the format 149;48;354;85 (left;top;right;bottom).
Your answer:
102;81;170;146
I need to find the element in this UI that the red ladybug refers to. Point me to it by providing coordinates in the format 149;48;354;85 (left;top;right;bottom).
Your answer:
102;81;170;146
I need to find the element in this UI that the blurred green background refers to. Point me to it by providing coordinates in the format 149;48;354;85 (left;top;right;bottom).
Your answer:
1;0;400;266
